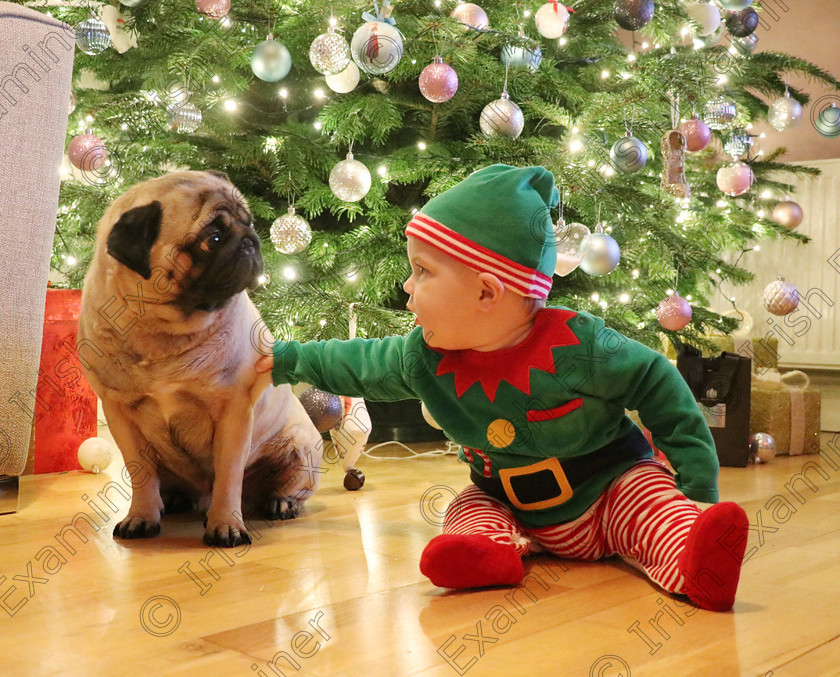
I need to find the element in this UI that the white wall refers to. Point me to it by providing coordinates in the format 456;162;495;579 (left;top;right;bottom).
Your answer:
710;158;840;371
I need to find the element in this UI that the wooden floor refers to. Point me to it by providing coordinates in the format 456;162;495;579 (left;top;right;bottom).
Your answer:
4;437;840;677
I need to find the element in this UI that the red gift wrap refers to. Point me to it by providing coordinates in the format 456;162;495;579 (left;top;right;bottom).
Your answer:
34;289;98;473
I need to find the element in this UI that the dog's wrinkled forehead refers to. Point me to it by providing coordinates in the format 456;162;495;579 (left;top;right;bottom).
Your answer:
173;173;252;229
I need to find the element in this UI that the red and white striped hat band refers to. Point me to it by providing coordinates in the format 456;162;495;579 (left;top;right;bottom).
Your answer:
406;212;552;299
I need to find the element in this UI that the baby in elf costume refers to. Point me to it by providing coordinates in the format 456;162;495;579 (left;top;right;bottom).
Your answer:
259;164;749;611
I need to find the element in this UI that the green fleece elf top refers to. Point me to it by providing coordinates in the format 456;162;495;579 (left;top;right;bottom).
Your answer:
272;306;719;528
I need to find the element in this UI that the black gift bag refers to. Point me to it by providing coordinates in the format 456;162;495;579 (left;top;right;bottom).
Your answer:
677;346;752;467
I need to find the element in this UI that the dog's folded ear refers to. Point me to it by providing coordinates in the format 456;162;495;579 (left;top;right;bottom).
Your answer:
206;170;230;182
106;201;163;279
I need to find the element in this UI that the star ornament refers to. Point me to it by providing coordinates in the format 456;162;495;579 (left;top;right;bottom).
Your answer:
434;308;581;401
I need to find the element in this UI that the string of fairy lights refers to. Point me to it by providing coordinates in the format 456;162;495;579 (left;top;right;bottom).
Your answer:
52;0;820;335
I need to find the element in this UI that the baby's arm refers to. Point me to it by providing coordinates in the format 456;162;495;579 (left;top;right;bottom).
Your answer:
259;334;420;403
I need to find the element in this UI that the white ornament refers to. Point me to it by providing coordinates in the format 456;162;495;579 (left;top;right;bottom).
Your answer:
330;152;372;202
501;43;542;72
330;397;372;471
768;92;803;132
78;437;114;473
553;220;591;276
100;5;137;53
351;21;403;75
325;61;361;94
534;3;570;39
685;2;721;37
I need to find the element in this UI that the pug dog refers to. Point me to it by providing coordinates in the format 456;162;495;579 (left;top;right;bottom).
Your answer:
79;170;323;547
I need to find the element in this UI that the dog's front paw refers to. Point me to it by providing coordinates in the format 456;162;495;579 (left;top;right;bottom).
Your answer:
202;523;252;548
114;516;161;540
263;496;302;521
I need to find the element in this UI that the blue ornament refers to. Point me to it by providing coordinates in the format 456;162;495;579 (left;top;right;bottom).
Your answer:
251;38;292;82
816;103;840;139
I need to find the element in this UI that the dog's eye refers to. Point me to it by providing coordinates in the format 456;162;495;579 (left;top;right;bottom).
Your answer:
200;224;224;252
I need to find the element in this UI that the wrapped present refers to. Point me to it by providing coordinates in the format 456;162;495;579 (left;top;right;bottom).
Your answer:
34;288;98;473
750;370;821;456
677;347;752;467
663;308;778;373
665;335;778;373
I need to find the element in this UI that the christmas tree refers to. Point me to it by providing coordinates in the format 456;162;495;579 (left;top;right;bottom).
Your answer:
44;0;839;351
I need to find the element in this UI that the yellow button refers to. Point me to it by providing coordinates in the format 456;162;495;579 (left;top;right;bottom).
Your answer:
487;418;515;448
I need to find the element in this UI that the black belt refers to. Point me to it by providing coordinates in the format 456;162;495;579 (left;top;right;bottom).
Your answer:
469;427;653;511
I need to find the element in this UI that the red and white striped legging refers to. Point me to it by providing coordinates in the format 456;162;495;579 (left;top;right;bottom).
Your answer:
442;460;701;594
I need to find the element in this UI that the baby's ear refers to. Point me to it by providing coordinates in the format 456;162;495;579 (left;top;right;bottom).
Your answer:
255;355;273;373
477;272;506;308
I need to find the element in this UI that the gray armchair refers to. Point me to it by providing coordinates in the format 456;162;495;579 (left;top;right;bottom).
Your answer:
0;3;74;513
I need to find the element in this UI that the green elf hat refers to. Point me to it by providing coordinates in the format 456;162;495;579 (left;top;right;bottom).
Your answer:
406;164;558;299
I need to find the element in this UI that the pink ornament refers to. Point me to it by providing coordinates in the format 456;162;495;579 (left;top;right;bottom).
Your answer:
679;115;711;152
68;131;108;172
716;160;754;197
656;295;692;331
451;2;489;29
196;0;230;19
419;57;459;103
771;200;804;229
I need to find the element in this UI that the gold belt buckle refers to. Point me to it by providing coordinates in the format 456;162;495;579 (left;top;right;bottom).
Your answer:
498;458;574;511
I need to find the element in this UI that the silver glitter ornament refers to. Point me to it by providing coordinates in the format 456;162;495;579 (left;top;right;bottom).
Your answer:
723;127;753;159
479;91;524;138
270;206;312;254
610;134;648;174
309;30;352;75
329;152;372;202
768;91;803;132
75;16;111;55
166;102;201;133
614;0;655;31
749;432;776;464
299;387;343;432
763;276;799;316
703;95;737;130
580;227;620;276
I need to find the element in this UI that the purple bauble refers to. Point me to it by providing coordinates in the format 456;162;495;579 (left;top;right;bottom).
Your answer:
679;115;712;152
196;0;230;19
419;57;459;103
68;132;108;171
656;295;692;331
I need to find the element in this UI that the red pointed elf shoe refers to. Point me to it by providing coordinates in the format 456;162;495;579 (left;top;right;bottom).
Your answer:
420;534;524;589
678;501;749;611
